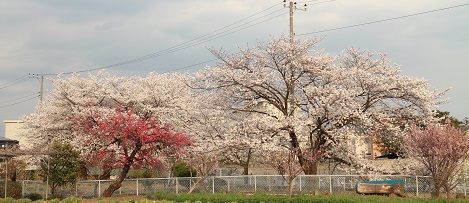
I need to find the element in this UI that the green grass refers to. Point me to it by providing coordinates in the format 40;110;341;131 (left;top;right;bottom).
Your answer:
146;191;469;203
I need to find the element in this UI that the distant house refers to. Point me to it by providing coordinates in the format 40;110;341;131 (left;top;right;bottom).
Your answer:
0;136;19;162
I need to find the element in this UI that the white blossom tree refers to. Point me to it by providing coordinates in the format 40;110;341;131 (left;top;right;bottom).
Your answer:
195;36;444;174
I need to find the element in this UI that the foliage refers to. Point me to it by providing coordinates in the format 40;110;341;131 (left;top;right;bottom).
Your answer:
58;197;81;203
434;110;465;128
406;122;469;198
74;105;191;197
127;169;154;179
39;142;80;195
195;36;444;175
24;193;43;201
172;162;196;177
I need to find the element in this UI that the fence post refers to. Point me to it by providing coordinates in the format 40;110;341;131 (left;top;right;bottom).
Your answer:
254;175;257;193
175;178;178;194
329;175;332;194
227;177;230;192
462;176;466;197
268;176;271;192
211;176;215;194
299;176;302;192
416;176;419;197
75;183;78;197
20;180;24;198
98;180;101;198
136;179;139;196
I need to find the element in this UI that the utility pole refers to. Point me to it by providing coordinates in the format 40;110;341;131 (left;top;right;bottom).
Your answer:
40;75;44;105
284;1;307;45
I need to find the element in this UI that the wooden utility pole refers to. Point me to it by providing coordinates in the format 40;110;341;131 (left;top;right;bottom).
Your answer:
40;75;44;107
289;1;294;45
284;1;307;45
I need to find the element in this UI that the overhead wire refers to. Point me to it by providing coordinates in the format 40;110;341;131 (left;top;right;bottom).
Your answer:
36;2;285;76
0;92;40;104
162;1;469;74
0;94;39;109
0;75;32;90
296;0;337;5
297;2;469;36
158;10;289;73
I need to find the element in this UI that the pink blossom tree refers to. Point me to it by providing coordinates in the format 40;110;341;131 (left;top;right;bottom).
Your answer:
74;105;190;197
406;122;469;198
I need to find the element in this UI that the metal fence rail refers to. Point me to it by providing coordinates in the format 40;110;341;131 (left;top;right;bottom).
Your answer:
16;175;469;199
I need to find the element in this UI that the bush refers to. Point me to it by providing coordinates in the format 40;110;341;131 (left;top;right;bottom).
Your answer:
47;194;65;200
59;197;82;203
24;193;43;201
0;181;23;199
172;162;196;177
172;162;196;189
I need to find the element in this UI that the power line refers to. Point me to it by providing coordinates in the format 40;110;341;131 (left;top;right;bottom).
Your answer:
297;3;469;36
0;75;31;90
0;92;39;104
158;11;289;73
296;0;337;5
36;2;285;76
0;95;39;109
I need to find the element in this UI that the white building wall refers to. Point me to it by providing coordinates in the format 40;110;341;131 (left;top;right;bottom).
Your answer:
4;120;30;149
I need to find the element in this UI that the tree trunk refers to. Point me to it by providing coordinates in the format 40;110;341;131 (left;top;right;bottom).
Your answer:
243;164;249;185
289;131;318;175
243;165;249;175
188;177;208;194
288;177;294;198
102;164;131;197
50;185;56;196
434;184;441;198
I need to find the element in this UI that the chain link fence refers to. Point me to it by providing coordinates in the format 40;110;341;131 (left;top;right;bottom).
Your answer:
15;175;469;199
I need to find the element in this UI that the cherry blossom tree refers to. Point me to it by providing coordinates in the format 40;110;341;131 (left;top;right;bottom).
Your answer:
73;105;190;197
20;72;200;180
406;122;469;198
21;72;196;149
195;36;444;174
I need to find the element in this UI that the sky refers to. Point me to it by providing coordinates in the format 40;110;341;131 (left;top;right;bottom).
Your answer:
1;0;468;137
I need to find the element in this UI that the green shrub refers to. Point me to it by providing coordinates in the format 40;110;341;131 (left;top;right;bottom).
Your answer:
0;198;19;203
172;162;196;177
0;181;23;199
24;193;43;201
59;197;82;203
11;199;31;203
47;194;65;200
172;162;196;189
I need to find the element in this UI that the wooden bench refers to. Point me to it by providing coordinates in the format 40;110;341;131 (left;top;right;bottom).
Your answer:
356;180;405;197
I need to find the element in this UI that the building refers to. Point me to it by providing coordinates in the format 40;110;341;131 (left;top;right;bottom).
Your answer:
3;120;30;149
